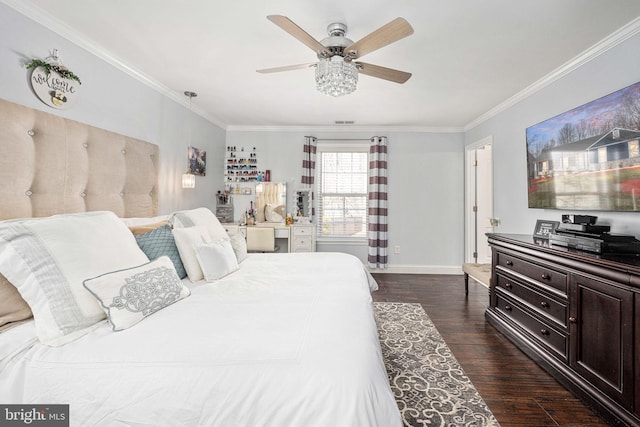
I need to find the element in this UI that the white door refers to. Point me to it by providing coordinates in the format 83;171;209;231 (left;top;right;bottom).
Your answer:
475;145;493;263
465;136;494;264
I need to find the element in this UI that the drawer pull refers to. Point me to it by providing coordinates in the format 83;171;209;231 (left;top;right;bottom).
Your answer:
540;301;549;308
569;316;577;324
504;305;512;312
540;329;550;336
505;283;512;289
541;273;551;280
506;260;513;266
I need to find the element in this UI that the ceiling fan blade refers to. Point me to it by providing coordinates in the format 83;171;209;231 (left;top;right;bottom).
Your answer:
345;17;414;59
356;62;412;84
257;63;316;74
267;15;332;57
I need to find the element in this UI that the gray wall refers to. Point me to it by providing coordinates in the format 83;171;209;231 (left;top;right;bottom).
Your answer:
227;130;465;271
0;2;226;216
465;32;640;236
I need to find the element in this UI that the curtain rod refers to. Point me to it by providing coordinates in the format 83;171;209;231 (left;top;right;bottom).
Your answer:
307;137;384;141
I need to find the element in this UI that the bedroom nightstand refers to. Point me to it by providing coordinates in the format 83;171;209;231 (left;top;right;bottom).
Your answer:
289;224;316;253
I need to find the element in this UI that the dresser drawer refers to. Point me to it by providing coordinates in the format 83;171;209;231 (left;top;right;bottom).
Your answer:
292;225;313;237
224;224;239;235
292;236;312;252
274;228;289;239
497;252;567;295
496;274;567;328
495;293;568;361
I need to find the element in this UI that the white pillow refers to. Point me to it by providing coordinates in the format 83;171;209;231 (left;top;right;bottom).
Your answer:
170;207;228;241
172;226;211;281
0;211;149;346
195;239;239;281
229;233;248;263
264;203;285;222
83;256;190;331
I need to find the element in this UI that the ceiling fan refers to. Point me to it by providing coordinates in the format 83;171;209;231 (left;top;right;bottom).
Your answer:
257;15;414;97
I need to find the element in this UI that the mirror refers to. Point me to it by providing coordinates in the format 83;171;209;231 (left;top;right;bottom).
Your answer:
255;182;287;223
295;189;312;223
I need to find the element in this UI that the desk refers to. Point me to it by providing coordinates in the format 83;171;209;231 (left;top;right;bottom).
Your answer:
222;223;315;253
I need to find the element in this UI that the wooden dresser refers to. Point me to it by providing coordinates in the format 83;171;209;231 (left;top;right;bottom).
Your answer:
486;233;640;426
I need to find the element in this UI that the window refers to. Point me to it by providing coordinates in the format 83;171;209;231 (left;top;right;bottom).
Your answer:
316;144;368;239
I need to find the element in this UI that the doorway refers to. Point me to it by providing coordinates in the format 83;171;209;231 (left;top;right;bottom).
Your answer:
465;136;494;264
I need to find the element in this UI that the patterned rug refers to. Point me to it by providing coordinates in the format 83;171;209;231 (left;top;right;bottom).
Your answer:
374;302;500;427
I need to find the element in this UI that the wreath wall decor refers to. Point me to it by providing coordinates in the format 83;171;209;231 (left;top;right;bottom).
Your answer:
26;49;81;109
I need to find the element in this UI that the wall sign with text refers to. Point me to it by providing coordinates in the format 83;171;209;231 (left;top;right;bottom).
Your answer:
30;66;79;109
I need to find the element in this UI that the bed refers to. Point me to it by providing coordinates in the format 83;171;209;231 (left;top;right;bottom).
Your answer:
0;99;401;426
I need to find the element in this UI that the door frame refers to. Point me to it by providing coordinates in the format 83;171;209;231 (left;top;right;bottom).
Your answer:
465;135;493;263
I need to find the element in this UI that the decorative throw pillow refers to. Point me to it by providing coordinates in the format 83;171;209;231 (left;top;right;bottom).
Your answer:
135;225;187;279
128;220;170;236
83;257;190;331
0;273;33;328
264;203;285;222
0;211;150;346
119;215;170;227
172;225;212;281
229;233;248;263
170;207;229;241
194;239;240;281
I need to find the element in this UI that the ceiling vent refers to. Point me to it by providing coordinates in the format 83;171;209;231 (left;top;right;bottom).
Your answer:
335;120;355;125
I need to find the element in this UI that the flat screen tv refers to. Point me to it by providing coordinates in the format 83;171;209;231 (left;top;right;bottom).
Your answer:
526;80;640;211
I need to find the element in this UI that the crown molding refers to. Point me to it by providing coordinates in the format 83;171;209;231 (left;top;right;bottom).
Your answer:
225;124;464;133
1;0;227;130
464;16;640;132
6;0;638;135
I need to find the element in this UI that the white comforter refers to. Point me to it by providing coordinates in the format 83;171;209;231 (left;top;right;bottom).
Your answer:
0;252;401;427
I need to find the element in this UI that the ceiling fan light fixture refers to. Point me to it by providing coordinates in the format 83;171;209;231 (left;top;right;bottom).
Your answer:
315;56;358;97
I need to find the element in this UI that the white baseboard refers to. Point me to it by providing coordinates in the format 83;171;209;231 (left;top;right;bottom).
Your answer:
369;265;463;275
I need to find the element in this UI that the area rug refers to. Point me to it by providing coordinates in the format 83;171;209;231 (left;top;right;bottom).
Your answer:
374;302;500;427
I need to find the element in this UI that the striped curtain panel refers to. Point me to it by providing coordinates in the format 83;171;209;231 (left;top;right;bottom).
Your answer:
368;136;389;269
301;136;317;219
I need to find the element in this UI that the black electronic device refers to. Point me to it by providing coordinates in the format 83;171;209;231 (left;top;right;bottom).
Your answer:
556;223;611;234
550;231;640;254
561;214;598;225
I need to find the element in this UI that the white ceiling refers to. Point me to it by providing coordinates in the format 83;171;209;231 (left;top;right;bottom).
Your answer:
8;0;640;130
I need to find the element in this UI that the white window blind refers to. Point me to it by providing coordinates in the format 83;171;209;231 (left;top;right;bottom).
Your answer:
316;145;368;239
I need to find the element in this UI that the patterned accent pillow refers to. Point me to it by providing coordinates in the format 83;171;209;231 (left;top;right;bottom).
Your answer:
128;220;170;236
135;225;187;279
83;257;190;331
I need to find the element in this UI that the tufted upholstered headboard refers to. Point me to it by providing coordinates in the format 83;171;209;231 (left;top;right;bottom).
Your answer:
0;98;159;220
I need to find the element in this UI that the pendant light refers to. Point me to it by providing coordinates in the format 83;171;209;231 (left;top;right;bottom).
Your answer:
182;91;197;189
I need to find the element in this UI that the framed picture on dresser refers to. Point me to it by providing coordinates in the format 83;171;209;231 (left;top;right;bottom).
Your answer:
533;219;559;238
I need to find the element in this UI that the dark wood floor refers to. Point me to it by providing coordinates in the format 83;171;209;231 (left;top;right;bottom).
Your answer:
371;273;610;427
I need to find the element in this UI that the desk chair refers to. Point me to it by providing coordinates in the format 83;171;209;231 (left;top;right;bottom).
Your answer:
246;227;279;252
